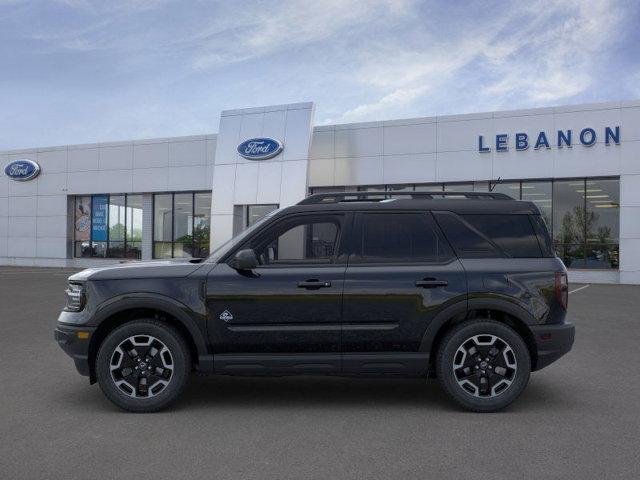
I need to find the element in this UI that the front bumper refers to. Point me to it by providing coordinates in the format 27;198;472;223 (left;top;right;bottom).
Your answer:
530;321;575;371
54;323;96;377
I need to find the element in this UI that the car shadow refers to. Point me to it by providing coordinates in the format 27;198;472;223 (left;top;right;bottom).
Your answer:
52;373;578;414
179;375;453;411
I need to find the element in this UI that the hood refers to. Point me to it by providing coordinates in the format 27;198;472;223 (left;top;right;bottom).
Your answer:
68;258;205;282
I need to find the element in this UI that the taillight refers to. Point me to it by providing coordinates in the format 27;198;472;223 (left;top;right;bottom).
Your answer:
555;272;568;310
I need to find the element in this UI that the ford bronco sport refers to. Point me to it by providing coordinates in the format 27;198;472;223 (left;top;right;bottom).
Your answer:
55;191;575;412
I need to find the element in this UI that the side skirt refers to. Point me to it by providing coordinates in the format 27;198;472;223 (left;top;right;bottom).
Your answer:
210;352;430;377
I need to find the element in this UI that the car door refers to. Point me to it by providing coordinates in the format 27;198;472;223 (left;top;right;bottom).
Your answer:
206;212;348;373
341;211;467;374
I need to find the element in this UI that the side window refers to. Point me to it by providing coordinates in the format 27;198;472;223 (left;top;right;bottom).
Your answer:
249;216;341;265
433;212;502;258
462;214;543;258
356;212;453;263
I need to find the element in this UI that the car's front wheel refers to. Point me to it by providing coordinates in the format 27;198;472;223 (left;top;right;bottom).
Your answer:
436;319;531;412
96;319;191;412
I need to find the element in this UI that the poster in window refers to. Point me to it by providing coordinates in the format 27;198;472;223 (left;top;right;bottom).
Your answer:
74;196;91;241
92;195;108;242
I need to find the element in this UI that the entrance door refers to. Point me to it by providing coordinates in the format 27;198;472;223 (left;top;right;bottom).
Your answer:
341;211;467;374
206;213;348;373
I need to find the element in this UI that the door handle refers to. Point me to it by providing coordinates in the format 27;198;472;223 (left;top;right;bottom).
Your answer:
415;278;448;288
297;279;332;289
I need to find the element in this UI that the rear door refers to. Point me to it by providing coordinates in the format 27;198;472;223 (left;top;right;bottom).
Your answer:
341;211;467;374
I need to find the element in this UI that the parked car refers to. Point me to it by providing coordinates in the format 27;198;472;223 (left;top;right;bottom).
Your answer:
55;191;575;412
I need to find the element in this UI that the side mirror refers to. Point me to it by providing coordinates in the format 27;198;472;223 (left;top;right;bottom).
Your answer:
230;249;258;271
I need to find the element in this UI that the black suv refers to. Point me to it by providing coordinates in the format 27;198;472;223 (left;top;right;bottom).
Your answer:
55;191;575;412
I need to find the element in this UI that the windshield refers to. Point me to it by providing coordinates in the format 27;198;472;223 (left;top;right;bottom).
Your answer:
205;208;282;263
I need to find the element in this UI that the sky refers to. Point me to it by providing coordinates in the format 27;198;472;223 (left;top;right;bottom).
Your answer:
1;0;639;150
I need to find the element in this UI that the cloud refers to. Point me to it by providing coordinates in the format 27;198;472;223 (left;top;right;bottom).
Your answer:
333;0;626;123
481;0;622;104
191;0;415;69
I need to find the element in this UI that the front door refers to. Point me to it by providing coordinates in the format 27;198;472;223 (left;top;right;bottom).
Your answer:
206;213;348;373
341;211;467;374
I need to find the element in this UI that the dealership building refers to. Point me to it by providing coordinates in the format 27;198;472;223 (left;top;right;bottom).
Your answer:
1;100;639;284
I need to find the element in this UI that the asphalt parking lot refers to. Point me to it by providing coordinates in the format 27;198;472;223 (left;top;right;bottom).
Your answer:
1;267;639;479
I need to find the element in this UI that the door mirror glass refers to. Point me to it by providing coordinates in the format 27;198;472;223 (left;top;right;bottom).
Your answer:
231;249;258;271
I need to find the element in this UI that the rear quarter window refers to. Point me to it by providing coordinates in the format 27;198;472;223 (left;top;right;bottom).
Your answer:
461;214;543;258
433;212;502;258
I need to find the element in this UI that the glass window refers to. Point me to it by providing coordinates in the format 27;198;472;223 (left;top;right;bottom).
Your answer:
193;193;212;258
473;182;489;192
553;180;586;268
553;180;586;245
489;181;520;200
357;185;385;200
444;183;474;192
357;213;453;263
74;196;92;257
310;186;346;194
415;183;442;192
415;184;443;191
173;193;193;258
434;212;502;258
249;216;341;265
153;192;213;259
74;193;144;259
126;195;143;259
584;179;619;269
154;194;173;259
462;215;542;258
521;181;552;229
247;204;278;227
386;184;414;198
108;195;125;258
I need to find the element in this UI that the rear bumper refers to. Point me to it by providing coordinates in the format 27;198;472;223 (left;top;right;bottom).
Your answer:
530;321;575;371
54;323;96;377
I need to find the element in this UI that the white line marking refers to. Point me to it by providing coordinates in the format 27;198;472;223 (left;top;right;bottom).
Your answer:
569;284;590;295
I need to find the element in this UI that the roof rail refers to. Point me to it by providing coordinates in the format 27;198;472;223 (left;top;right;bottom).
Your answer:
298;191;512;205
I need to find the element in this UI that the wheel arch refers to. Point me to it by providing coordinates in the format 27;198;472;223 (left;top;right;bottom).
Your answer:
87;295;209;383
421;298;538;371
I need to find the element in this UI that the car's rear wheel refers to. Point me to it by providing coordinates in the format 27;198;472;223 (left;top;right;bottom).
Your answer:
436;319;531;412
96;320;191;412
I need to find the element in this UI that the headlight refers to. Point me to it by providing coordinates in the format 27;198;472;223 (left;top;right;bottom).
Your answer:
65;283;86;312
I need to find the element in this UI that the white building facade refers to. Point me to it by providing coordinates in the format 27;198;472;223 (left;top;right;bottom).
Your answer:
1;100;639;284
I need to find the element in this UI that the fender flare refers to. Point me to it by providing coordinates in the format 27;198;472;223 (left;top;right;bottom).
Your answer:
419;298;467;353
418;296;536;354
90;293;209;357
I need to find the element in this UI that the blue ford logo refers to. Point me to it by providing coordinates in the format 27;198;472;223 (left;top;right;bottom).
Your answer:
4;159;41;181
237;137;283;160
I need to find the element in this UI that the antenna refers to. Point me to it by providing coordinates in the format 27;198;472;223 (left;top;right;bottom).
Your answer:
489;177;502;192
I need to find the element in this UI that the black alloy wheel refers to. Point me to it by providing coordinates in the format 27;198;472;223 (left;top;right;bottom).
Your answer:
437;319;531;412
96;320;191;413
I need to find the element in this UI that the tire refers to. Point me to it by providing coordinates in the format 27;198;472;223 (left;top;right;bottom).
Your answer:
96;319;191;413
436;319;531;412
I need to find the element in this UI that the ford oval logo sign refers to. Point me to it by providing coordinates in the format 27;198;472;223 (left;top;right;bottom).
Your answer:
4;159;41;181
237;138;283;160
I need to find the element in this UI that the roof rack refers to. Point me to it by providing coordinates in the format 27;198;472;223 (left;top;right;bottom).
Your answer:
298;191;512;205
